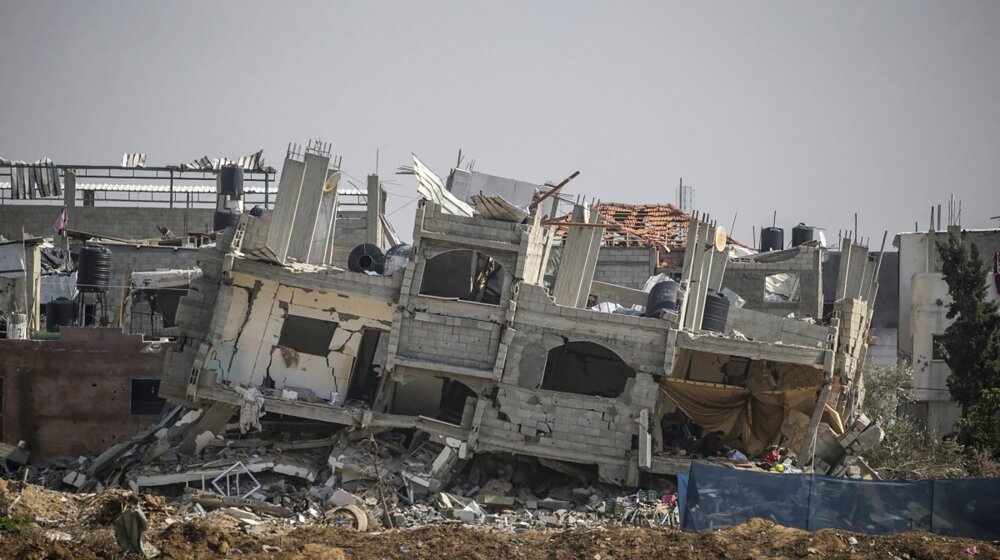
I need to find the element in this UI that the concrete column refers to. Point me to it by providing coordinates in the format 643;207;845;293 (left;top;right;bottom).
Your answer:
63;169;76;226
24;243;41;332
552;205;603;308
367;174;383;247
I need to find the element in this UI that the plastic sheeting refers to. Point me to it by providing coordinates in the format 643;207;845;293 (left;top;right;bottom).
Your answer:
931;478;1000;541
684;461;811;531
682;462;1000;540
660;378;825;456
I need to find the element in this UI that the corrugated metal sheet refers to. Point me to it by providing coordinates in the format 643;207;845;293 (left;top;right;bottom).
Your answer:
178;150;270;172
401;155;474;217
2;158;61;199
451;169;541;208
472;194;529;223
122;153;147;168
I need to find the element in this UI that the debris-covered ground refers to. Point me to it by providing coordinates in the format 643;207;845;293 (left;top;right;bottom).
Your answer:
1;479;998;560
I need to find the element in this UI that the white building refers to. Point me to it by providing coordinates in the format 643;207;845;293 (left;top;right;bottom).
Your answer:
894;227;1000;435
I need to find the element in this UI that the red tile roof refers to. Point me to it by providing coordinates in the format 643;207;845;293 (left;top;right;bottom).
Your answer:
552;202;750;267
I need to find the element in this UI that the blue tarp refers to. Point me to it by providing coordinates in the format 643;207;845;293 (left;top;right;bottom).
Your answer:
680;462;1000;540
676;471;688;528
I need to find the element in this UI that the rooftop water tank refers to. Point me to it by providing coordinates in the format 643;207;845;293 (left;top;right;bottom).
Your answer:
645;279;679;317
792;223;814;247
701;289;730;333
77;244;112;292
760;227;784;252
217;164;244;195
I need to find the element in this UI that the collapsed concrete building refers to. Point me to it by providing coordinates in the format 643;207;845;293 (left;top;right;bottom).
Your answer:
153;142;883;489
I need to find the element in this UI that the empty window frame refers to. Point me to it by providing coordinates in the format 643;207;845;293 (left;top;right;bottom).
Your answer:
419;250;505;305
278;315;338;356
131;378;166;416
541;341;636;398
931;334;947;361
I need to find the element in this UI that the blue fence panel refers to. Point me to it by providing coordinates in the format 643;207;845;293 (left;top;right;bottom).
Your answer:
931;478;1000;541
677;471;689;528
683;462;811;531
681;463;998;539
808;476;932;533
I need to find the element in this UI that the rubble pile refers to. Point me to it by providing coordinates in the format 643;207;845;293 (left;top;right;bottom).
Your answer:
3;405;689;538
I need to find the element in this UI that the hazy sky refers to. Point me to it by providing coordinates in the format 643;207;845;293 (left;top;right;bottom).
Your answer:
1;1;998;245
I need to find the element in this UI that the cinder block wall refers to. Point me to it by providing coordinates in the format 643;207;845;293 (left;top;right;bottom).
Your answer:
550;246;655;290
330;211;369;268
0;205;214;240
90;242;201;320
722;250;822;318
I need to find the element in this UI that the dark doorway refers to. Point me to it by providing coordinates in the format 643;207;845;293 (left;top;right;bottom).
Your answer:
347;329;387;403
131;378;166;415
541;341;636;397
420;250;505;305
437;379;477;424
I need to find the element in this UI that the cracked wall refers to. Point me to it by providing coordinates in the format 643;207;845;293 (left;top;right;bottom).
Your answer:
205;271;394;404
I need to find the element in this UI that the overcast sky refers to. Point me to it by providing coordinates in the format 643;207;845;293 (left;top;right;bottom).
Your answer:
1;1;998;245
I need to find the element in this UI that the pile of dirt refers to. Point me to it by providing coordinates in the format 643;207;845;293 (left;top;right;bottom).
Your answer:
0;518;996;559
0;477;80;522
80;487;169;525
147;520;998;560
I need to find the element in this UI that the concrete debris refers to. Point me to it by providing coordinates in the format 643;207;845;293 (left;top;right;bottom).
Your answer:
235;386;265;434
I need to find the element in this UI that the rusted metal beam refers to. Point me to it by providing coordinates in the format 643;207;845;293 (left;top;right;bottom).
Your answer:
530;170;579;210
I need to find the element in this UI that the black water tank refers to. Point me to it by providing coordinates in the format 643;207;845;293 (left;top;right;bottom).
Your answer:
760;227;784;252
45;297;77;331
701;289;730;332
348;243;385;274
385;243;414;259
792;223;814;247
218;164;244;195
77;244;112;291
645;280;680;317
213;211;241;232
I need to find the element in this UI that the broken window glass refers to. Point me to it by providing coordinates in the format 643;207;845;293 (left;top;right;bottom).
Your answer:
278;315;337;356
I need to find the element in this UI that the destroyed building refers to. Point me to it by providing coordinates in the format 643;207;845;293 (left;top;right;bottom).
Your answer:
144;142;883;489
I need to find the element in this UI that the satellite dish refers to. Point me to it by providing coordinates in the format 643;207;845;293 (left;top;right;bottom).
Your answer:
714;226;728;252
323;171;342;193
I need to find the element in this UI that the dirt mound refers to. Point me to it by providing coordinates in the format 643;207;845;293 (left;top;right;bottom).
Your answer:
80;487;169;525
0;527;119;560
0;478;79;522
157;521;242;559
243;523;997;560
1;519;996;559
